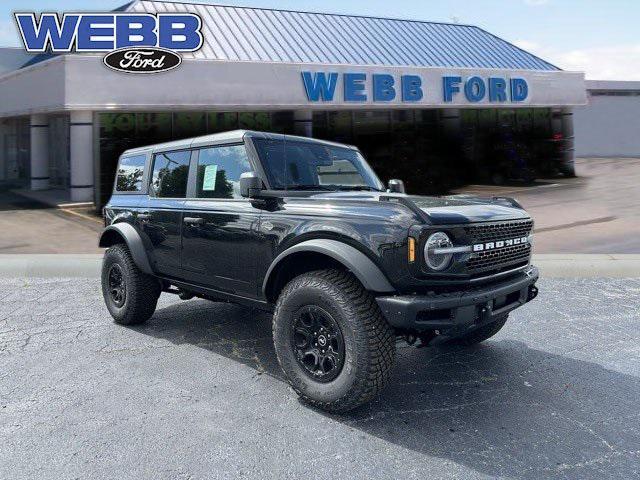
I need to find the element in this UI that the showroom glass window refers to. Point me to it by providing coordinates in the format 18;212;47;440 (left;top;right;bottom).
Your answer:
150;150;191;198
115;154;146;192
196;145;252;199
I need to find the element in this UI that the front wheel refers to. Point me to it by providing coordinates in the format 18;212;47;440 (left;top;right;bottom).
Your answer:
101;244;161;325
272;270;396;413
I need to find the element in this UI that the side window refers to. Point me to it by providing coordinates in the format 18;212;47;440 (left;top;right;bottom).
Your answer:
196;144;252;199
150;150;191;198
115;154;146;192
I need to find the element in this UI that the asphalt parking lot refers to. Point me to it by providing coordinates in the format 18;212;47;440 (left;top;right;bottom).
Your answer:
1;276;639;479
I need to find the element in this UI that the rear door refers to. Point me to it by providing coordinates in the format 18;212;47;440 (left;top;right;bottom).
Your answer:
139;148;192;278
109;151;149;222
181;142;262;298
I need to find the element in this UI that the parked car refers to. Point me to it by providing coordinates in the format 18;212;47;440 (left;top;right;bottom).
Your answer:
100;130;539;413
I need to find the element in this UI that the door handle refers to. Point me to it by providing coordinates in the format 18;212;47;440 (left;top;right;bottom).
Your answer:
183;217;205;225
137;213;150;221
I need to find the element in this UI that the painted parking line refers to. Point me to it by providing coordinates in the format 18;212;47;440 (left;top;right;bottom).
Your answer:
454;183;563;196
60;208;103;225
534;216;617;234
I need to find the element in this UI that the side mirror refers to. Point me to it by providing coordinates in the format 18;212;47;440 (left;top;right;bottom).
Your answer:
240;171;263;198
388;179;406;194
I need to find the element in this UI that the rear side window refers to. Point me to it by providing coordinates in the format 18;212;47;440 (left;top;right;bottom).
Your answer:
115;154;146;192
196;144;252;199
150;150;191;198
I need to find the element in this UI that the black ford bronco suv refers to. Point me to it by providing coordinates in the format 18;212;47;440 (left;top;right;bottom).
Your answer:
100;130;539;413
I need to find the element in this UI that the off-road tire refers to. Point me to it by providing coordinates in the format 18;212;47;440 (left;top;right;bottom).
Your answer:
101;244;161;325
272;269;396;413
447;314;509;346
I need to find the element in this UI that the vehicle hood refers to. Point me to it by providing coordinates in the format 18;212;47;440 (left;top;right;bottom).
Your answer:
304;191;530;224
407;194;530;224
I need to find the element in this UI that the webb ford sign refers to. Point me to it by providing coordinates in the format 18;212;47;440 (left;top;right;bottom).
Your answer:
302;71;529;104
0;58;586;116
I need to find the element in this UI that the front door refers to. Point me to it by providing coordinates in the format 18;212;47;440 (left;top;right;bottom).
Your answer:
180;143;261;298
139;149;192;278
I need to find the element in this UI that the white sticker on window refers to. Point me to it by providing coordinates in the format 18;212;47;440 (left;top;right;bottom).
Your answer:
202;164;218;191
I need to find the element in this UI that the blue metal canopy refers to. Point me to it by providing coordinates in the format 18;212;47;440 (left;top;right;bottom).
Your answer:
130;0;559;71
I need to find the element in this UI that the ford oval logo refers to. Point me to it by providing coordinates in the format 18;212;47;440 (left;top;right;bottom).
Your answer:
103;47;182;74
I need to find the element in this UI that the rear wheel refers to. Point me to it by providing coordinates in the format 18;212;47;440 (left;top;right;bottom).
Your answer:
101;244;161;325
272;269;396;413
447;314;509;346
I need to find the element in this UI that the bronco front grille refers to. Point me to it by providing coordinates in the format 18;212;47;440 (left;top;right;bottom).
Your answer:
464;220;533;275
466;243;531;273
464;219;533;243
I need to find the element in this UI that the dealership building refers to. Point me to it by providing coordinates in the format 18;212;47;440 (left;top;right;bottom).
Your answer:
573;81;640;157
0;0;586;207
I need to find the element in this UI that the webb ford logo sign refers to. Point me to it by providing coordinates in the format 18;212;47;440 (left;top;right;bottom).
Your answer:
14;12;203;73
103;47;182;74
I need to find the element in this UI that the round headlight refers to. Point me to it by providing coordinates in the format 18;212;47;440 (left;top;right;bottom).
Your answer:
424;232;453;271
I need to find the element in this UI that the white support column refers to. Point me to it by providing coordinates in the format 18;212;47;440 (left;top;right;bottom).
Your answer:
293;110;313;137
69;111;94;202
30;114;49;190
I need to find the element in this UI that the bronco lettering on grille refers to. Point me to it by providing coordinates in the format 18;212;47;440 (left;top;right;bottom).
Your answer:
472;236;529;252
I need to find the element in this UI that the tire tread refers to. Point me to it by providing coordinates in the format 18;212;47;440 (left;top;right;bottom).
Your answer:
273;269;396;413
102;244;160;325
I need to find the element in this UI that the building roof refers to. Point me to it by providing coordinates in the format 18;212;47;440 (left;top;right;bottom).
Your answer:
586;80;640;93
128;0;559;71
0;47;35;74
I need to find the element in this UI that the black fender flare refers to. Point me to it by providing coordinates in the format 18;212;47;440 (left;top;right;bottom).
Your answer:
263;239;395;296
99;223;154;275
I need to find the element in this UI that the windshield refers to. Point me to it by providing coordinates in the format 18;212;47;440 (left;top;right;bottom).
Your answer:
252;137;384;191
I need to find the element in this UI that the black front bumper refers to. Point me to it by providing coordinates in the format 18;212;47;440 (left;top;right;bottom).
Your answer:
376;266;539;332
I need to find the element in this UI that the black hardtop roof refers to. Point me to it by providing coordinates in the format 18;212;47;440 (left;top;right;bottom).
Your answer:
121;130;358;156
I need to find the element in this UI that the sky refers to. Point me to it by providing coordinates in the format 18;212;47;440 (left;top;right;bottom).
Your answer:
1;0;639;80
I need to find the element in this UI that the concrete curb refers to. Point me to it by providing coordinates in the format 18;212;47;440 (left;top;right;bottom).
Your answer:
0;254;639;279
0;254;102;278
532;254;640;278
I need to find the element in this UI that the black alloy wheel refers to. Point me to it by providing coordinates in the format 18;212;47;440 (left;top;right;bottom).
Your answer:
291;305;345;383
107;263;126;307
101;243;161;325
